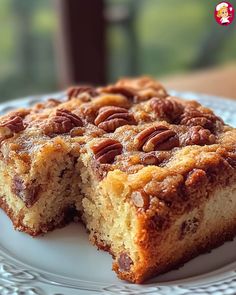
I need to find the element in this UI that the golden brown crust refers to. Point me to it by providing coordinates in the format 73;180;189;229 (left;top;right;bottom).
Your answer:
113;222;236;283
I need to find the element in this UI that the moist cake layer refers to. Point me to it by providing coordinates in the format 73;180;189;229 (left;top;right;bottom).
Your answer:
0;76;236;283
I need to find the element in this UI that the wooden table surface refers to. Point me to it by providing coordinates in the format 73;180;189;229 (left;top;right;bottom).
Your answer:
162;64;236;100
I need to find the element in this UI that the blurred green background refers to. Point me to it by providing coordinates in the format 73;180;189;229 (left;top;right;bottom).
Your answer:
0;0;235;101
0;0;57;101
107;0;236;80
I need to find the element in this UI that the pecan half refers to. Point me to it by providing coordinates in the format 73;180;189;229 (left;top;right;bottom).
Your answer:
0;115;25;133
185;169;207;187
115;76;167;101
44;109;83;135
179;107;222;131
184;126;216;146
56;109;83;126
144;174;184;204
150;97;183;122
94;106;136;132
92;161;111;180
67;85;98;100
10;109;30;119
99;85;138;101
140;151;171;166
91;138;123;164
140;152;160;165
135;125;179;152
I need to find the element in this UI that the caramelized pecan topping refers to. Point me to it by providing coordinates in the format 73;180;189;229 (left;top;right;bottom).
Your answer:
226;150;236;168
140;151;171;166
44;109;83;135
140;152;160;165
185;169;207;187
100;85;138;101
118;253;133;272
131;190;150;209
67;85;98;100
46;98;62;107
150;97;183;122
99;77;167;103
92;161;111;180
94;106;136;132
0;115;26;133
180;107;222;131
57;109;83;126
135;125;179;152
10;109;30;119
91;138;123;164
184;126;216;146
115;76;167;101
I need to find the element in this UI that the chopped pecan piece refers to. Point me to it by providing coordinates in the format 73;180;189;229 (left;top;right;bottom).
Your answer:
0;115;26;134
79;104;98;123
226;150;236;168
117;253;133;272
185;169;207;187
140;151;171;166
184;126;216;146
131;190;150;209
150;97;183;122
44;109;83;135
12;176;40;207
70;127;85;137
179;107;223;131
91;138;123;164
140;152;160;165
46;98;62;107
94;106;136;132
135;125;179;152
67;85;98;100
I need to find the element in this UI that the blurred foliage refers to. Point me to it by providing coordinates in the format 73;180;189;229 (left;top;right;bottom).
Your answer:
107;0;236;81
0;0;57;101
0;0;235;101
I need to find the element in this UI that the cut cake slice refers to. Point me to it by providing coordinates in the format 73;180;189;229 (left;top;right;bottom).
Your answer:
0;77;236;283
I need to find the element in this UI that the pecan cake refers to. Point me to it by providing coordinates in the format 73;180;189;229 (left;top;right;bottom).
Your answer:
0;76;236;283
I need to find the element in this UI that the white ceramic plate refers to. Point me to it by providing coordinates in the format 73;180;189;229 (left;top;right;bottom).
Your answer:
0;91;236;295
